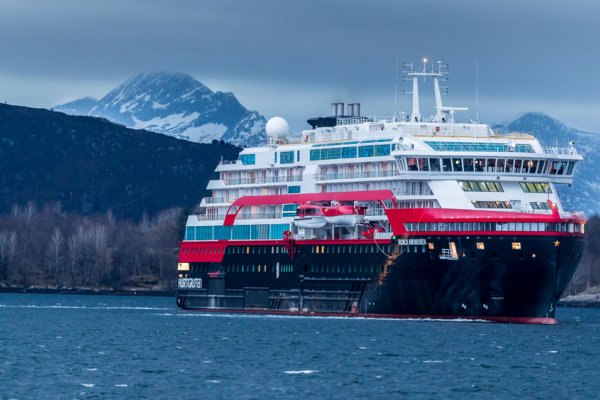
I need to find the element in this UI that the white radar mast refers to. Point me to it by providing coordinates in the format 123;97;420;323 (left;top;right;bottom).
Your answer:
404;58;468;123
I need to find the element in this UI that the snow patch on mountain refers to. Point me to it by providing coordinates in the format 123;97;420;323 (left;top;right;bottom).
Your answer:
55;72;266;147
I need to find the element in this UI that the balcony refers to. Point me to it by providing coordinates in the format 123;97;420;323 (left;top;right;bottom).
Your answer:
224;175;303;186
315;169;399;182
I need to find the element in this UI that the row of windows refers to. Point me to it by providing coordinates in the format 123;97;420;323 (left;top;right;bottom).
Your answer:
181;246;223;254
460;181;504;192
312;244;401;254
425;141;534;153
311;139;392;147
472;201;513;209
520;182;551;193
405;221;583;233
184;223;290;241
404;157;575;175
226;245;288;255
310;144;392;161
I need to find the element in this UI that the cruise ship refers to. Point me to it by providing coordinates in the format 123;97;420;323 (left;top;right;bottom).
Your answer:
176;61;585;324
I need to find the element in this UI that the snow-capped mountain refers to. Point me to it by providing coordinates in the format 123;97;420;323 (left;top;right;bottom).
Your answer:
56;72;266;147
493;112;600;216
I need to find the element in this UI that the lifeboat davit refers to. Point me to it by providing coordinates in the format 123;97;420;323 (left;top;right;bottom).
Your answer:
294;203;327;229
323;202;366;226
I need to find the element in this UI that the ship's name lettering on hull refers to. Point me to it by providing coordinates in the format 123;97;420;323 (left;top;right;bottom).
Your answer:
398;238;427;246
178;278;203;289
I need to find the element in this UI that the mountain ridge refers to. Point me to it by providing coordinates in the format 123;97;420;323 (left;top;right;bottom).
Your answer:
56;72;267;147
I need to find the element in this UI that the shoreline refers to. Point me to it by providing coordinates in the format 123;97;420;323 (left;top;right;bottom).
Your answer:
0;286;174;297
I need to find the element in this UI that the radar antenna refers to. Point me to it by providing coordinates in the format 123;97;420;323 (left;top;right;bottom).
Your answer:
403;58;467;123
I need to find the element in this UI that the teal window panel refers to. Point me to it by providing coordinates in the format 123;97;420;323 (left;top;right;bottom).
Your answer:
374;145;391;156
310;149;321;161
195;226;213;240
280;151;294;164
251;224;270;239
358;145;374;157
232;225;251;240
287;185;301;194
341;147;357;158
239;154;256;165
214;226;231;240
320;148;341;160
283;204;299;212
185;226;195;240
425;141;534;153
270;223;290;239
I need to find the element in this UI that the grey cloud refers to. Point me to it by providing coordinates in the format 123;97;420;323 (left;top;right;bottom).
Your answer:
0;0;599;131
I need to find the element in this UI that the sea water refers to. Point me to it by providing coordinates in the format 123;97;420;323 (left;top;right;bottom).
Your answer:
0;293;599;399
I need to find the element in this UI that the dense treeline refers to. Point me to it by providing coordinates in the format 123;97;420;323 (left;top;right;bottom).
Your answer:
0;202;184;291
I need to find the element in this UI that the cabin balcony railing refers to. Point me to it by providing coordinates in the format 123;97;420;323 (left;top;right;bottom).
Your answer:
315;170;399;181
542;146;578;155
201;197;227;204
224;175;303;185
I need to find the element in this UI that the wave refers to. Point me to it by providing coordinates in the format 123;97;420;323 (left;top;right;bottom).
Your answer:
283;370;319;375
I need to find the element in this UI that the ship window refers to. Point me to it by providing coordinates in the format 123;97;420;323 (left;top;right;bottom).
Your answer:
452;158;463;172
359;145;374;158
297;150;300;162
321;246;325;253
464;158;474;172
566;162;575;175
185;226;195;240
514;159;523;172
321;148;341;160
407;157;418;170
429;158;441;171
310;149;321;161
239;154;256;165
495;158;505;172
374;145;391;156
280;151;294;164
474;158;485;171
287;185;301;194
442;158;452;172
341;147;357;158
512;242;522;250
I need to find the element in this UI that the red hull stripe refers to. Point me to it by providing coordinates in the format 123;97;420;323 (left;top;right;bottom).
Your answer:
224;190;396;226
180;307;558;325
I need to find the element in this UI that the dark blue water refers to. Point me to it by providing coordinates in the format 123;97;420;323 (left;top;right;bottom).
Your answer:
0;294;599;399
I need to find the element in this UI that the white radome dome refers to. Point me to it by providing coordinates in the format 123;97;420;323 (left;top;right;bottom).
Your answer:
266;117;290;138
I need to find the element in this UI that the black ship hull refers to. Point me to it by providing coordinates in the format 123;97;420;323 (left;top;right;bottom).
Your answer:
176;234;584;324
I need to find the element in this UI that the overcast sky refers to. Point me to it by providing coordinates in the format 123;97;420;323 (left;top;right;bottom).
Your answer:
1;0;599;132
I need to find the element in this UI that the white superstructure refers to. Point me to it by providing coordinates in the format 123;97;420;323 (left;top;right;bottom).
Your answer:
183;61;582;242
